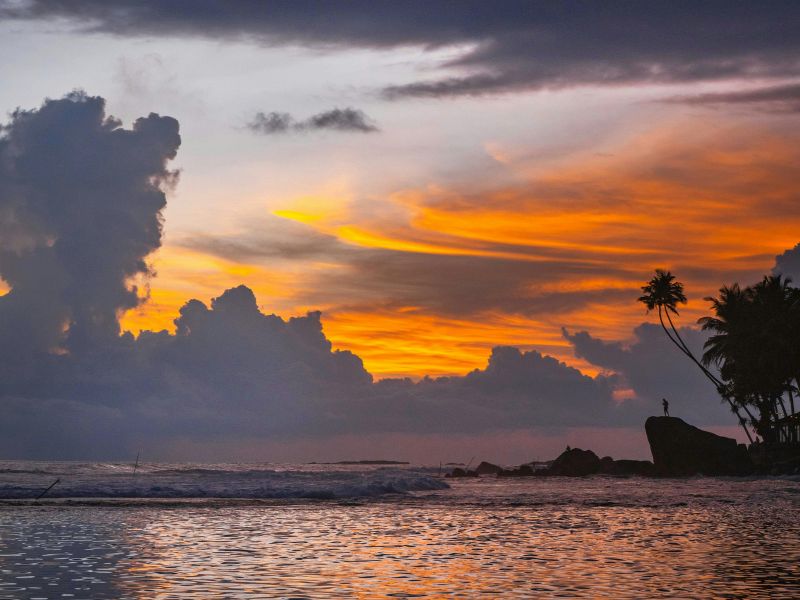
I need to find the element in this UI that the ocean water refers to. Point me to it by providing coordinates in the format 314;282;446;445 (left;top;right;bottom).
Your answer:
1;462;799;598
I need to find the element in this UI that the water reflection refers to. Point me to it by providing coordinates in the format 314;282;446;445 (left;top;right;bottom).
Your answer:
1;478;799;598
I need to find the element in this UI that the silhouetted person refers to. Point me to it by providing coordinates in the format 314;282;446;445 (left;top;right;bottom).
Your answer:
662;398;670;417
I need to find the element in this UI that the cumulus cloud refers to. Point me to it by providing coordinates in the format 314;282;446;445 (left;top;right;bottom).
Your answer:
247;108;378;135
3;1;800;97
563;323;734;423
0;90;180;360
773;243;800;281
0;281;627;458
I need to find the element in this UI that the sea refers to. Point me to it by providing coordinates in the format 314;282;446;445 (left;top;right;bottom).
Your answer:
1;461;799;599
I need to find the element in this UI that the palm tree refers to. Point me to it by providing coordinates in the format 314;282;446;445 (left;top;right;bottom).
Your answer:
701;275;798;443
699;284;760;435
639;269;754;442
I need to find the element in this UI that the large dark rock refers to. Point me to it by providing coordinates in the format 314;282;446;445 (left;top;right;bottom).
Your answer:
445;467;477;478
645;416;751;476
545;447;601;476
474;461;504;475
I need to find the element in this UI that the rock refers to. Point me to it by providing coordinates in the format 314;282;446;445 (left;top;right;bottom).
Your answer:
474;461;504;475
545;447;601;476
645;416;752;476
498;464;535;477
445;467;477;478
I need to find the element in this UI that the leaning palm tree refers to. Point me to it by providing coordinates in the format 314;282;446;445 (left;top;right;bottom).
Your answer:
639;269;754;442
639;270;715;382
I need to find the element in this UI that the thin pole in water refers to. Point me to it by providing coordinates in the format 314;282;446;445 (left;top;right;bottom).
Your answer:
465;456;475;472
36;478;60;500
133;451;140;476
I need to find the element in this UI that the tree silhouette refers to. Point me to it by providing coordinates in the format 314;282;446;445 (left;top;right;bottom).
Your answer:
700;275;799;443
639;269;754;442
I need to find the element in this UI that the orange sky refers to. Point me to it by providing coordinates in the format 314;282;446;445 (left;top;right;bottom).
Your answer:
118;116;800;380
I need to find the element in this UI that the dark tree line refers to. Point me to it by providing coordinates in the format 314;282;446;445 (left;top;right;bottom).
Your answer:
640;270;800;445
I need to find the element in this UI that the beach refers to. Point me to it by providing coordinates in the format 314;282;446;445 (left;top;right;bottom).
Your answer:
1;463;799;598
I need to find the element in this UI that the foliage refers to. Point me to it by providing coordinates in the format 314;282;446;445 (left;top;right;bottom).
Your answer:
699;275;800;442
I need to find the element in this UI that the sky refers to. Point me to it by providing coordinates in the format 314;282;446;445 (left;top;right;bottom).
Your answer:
1;1;799;463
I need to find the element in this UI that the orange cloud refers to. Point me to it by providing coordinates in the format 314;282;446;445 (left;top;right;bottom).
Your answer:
121;117;799;382
264;117;800;378
120;246;300;335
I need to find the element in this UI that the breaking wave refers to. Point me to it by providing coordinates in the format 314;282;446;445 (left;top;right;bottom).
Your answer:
0;461;448;500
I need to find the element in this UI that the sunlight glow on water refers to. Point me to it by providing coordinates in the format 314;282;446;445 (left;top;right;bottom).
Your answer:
1;477;799;598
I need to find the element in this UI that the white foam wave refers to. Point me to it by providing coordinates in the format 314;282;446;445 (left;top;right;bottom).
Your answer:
0;463;448;500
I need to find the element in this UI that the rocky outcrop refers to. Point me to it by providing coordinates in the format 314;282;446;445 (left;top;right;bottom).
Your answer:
645;416;751;476
497;464;535;477
445;467;477;478
474;461;504;475
541;448;601;476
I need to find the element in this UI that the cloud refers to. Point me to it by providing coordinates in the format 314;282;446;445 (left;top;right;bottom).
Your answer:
298;108;378;133
247;108;378;135
0;281;629;458
0;92;639;459
773;242;800;281
151;119;800;382
178;217;347;262
4;1;800;97
666;83;800;113
247;111;293;134
268;120;800;326
0;90;180;360
563;323;735;424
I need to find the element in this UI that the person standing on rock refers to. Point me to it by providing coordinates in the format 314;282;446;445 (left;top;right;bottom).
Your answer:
662;398;670;417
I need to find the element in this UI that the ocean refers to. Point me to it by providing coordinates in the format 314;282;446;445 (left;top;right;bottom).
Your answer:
1;461;799;598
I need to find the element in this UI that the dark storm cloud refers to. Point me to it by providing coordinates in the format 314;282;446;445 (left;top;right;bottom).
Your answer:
666;83;800;113
0;90;180;360
247;108;378;135
3;1;800;97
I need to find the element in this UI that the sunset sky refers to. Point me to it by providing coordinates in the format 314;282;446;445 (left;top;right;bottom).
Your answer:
1;2;799;462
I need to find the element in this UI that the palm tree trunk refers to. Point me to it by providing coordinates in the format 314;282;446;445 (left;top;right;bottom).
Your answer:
777;394;789;420
663;310;723;386
739;401;757;425
658;308;755;444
